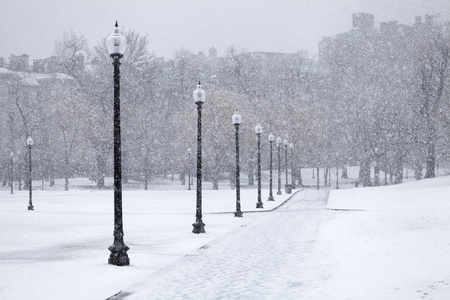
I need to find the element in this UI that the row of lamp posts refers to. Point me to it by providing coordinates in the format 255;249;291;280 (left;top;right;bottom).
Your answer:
185;86;297;227
104;22;297;265
187;100;296;221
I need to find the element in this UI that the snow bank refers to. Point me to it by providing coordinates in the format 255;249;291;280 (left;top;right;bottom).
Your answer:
328;176;450;210
321;176;450;299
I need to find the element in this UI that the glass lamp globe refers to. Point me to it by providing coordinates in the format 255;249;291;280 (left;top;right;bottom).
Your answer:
193;82;206;104
107;21;127;55
232;110;242;125
255;123;262;134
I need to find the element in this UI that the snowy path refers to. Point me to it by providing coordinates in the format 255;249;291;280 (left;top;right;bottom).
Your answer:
112;189;334;299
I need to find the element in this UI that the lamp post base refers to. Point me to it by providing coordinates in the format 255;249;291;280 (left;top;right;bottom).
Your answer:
277;191;282;195
192;221;206;234
234;211;243;217
256;202;264;209
267;195;275;201
27;205;34;210
108;244;130;266
285;185;292;194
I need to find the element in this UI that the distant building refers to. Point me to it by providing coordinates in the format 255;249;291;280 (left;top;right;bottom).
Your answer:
209;47;217;58
318;13;425;71
352;12;374;30
33;54;84;74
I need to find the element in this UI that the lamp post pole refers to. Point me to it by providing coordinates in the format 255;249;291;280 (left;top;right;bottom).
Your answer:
10;152;14;194
107;21;129;266
233;110;243;217
193;82;206;234
284;139;291;194
188;148;191;191
268;133;275;201
27;138;33;210
276;137;282;195
255;123;263;208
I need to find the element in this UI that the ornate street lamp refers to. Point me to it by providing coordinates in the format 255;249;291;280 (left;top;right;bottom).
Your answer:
268;133;275;201
290;142;295;189
106;21;129;266
276;137;282;195
10;152;14;195
233;110;243;217
192;82;206;233
284;139;291;194
27;137;34;210
255;123;263;208
187;148;192;191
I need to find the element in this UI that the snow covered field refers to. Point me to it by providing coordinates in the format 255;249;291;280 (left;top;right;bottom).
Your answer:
0;175;449;299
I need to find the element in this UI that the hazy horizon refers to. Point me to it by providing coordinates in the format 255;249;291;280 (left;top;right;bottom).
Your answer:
2;0;450;62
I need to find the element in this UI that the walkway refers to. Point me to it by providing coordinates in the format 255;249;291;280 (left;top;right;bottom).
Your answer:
111;189;333;299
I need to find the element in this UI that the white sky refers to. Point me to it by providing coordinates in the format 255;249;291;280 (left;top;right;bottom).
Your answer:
2;0;450;61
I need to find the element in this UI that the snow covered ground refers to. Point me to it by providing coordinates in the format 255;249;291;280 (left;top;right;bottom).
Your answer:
0;174;449;299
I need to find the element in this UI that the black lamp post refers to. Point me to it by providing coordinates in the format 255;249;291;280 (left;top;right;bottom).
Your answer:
233;110;243;217
268;133;275;201
284;139;291;194
187;148;191;191
106;21;129;266
255;123;263;208
290;142;295;189
27;137;33;210
10;152;14;194
276;137;282;195
192;82;206;234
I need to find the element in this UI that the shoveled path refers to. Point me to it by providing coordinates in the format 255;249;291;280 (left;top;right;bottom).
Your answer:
110;189;333;299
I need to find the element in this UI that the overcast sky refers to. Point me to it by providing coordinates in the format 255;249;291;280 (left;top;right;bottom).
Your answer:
2;0;450;62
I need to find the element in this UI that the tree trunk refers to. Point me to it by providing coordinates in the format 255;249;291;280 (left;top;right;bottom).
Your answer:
374;157;380;186
144;172;148;190
359;159;372;187
64;150;69;191
341;166;348;179
297;167;302;187
316;167;320;189
96;155;106;188
394;156;404;184
248;160;254;186
335;167;339;189
212;168;219;190
230;166;235;189
424;138;435;178
414;163;422;180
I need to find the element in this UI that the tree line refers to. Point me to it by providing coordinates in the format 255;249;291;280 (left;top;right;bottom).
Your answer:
0;15;449;190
